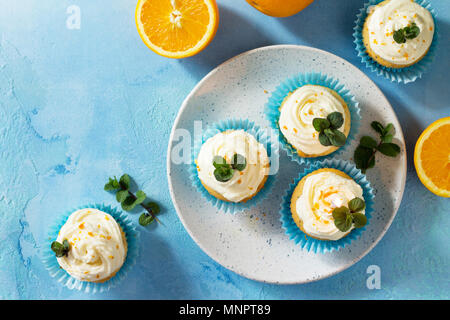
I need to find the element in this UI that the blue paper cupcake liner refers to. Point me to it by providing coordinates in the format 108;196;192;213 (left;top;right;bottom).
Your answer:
279;159;375;254
190;119;278;214
353;0;439;83
264;72;360;166
41;203;140;293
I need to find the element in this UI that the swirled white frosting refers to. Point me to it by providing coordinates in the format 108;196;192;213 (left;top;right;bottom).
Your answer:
56;208;127;282
279;85;347;155
366;0;434;65
196;130;270;202
295;171;365;241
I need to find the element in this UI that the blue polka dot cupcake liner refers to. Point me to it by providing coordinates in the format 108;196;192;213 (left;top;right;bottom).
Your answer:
353;0;439;84
41;203;139;293
189;118;278;214
279;159;375;254
264;72;360;166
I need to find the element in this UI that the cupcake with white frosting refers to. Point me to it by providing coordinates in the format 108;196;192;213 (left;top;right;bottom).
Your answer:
52;208;127;283
290;168;367;241
363;0;435;68
196;129;270;203
279;85;351;158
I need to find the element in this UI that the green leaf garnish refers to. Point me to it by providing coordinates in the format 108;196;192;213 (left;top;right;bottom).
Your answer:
354;121;400;173
139;213;155;226
104;177;120;191
393;29;406;44
313;112;347;147
214;166;234;182
360;136;378;149
312;118;330;132
212;154;246;182
377;143;401;157
324;128;347;147
352;212;367;228
318;132;332;146
51;239;70;258
231;154;246;171
332;197;367;232
332;206;353;232
121;195;138;211
393;22;420;44
105;174;161;226
327;112;344;129
348;197;366;212
116;189;128;203
212;156;227;168
119;174;131;190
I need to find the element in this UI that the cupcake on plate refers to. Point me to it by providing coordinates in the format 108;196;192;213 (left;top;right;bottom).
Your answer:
196;129;270;203
290;168;367;241
279;85;351;158
52;208;127;283
363;0;435;68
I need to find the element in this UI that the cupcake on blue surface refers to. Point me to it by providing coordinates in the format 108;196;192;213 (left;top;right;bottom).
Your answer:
280;159;375;253
43;204;139;293
265;72;360;165
190;119;277;213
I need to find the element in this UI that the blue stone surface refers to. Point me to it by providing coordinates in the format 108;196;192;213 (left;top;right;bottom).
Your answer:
0;0;448;299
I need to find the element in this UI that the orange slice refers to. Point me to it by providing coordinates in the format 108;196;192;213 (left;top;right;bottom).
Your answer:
135;0;219;59
414;117;450;197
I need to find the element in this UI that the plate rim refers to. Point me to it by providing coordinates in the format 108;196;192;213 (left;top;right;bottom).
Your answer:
166;44;407;284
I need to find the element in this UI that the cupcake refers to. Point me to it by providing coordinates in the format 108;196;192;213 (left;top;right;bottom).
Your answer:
196;129;270;203
52;208;128;283
278;85;351;158
290;168;367;241
362;0;435;68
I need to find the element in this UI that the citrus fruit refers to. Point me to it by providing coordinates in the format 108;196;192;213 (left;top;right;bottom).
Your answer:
414;117;450;197
135;0;219;59
245;0;314;18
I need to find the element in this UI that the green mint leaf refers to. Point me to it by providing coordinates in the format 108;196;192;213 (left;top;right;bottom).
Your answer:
360;136;378;149
325;128;346;147
371;121;385;135
332;207;352;232
327;112;344;129
51;240;70;258
318;132;332;146
404;23;420;39
116;189;128;203
383;123;394;136
312;118;330;132
381;134;393;143
348;197;366;212
352;212;367;228
121;195;138;211
377;143;401;157
212;156;227;169
231;154;246;171
146;202;160;214
354;145;374;172
139;213;155;227
104;177;120;191
214;166;234;182
393;29;406;43
135;190;146;205
119;174;131;190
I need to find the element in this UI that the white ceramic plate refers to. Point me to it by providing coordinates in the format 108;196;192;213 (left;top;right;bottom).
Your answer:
167;45;406;284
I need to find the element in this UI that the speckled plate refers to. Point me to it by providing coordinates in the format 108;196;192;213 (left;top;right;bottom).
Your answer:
167;45;406;284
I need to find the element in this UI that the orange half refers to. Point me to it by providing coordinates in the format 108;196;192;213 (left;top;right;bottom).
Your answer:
414;117;450;197
135;0;219;59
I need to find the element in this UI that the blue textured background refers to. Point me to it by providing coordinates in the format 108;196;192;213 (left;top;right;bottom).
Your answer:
0;0;448;299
